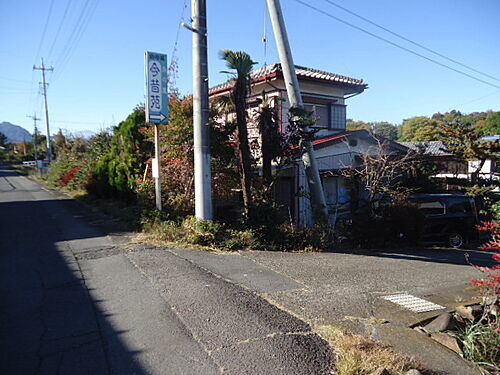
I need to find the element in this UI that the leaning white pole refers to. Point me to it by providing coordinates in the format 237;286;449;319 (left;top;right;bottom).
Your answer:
266;0;329;223
192;0;213;220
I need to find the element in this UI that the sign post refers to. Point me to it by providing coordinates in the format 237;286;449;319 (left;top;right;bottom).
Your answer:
145;51;169;211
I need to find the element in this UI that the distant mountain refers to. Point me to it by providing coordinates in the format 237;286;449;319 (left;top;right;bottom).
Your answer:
0;122;32;144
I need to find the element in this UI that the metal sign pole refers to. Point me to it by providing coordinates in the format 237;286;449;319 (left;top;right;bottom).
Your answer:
145;51;169;211
153;123;162;211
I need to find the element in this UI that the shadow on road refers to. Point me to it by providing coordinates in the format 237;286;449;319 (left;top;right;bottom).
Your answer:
329;246;496;268
0;196;149;374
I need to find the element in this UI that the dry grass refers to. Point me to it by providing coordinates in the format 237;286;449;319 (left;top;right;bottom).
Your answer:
316;325;428;375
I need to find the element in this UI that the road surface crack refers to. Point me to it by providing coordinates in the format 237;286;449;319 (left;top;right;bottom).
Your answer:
208;331;315;353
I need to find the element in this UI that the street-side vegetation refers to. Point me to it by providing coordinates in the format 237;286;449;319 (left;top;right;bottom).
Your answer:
316;325;430;375
459;222;499;374
9;51;496;252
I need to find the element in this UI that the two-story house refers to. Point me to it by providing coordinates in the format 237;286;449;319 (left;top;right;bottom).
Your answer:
210;63;406;225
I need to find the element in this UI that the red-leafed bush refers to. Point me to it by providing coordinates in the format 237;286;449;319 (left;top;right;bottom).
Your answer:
458;221;499;374
61;166;83;187
470;221;500;300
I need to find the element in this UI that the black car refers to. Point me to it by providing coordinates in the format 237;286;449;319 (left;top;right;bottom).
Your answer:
408;194;479;248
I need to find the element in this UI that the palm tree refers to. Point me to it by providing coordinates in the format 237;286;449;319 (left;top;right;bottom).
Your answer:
219;50;257;214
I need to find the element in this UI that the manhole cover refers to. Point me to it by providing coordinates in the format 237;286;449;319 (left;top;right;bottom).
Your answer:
382;293;445;313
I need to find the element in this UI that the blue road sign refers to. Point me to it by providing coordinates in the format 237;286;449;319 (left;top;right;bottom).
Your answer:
145;51;169;124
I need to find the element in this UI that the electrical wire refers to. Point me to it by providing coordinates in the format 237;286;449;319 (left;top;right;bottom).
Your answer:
47;0;74;62
168;0;189;89
51;0;98;82
263;0;268;67
0;76;31;84
34;0;55;63
292;0;500;90
321;0;500;83
447;89;500;111
169;0;189;69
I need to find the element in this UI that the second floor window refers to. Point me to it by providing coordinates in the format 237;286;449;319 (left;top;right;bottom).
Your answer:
303;103;346;130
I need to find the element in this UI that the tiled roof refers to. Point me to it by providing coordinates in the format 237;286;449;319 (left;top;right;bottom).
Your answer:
210;63;367;93
400;141;452;155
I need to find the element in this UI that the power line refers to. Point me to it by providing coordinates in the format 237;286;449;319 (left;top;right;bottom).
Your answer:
170;0;189;62
51;0;98;81
34;0;56;63
47;0;74;61
292;0;500;90
447;89;500;111
57;0;99;77
0;76;31;84
168;0;189;89
52;0;92;69
321;0;500;83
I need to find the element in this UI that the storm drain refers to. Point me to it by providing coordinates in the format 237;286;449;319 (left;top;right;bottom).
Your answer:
381;293;445;313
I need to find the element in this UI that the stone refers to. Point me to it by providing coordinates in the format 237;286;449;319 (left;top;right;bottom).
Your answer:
423;312;455;332
456;305;483;321
370;368;391;375
406;370;423;375
429;332;462;354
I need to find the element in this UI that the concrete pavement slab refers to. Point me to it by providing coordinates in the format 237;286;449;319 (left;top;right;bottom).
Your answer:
80;253;221;375
168;247;305;294
127;246;311;351
211;333;335;375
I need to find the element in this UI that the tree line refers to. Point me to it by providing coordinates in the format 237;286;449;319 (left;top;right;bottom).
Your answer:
347;109;500;142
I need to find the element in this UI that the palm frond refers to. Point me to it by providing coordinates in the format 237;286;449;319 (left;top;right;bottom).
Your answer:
219;49;257;77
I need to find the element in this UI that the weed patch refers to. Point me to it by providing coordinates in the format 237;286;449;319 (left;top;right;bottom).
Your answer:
316;325;429;375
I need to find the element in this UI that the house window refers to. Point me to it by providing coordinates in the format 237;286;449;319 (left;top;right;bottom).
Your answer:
331;104;346;130
304;103;330;128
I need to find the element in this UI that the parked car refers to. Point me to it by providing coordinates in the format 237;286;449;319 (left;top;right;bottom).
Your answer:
408;194;479;248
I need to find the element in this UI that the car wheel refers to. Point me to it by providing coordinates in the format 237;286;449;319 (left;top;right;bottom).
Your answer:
448;232;465;248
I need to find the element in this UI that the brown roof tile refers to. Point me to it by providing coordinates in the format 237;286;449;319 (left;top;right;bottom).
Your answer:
210;63;367;94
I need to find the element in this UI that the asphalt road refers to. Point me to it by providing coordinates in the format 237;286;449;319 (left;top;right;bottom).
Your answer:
0;166;335;375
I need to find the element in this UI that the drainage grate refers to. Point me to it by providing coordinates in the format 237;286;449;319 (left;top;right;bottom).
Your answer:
381;293;445;313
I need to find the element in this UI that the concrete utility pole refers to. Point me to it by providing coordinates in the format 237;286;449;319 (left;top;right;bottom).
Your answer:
33;58;53;163
27;113;40;163
266;0;329;223
191;0;213;220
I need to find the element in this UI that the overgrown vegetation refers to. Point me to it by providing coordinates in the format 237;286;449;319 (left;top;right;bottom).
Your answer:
32;52;498;253
458;222;499;374
316;325;429;375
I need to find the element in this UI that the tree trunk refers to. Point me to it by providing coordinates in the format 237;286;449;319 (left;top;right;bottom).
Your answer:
471;158;486;185
233;83;253;214
262;129;272;186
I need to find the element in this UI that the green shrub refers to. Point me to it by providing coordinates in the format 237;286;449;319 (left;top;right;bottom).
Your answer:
89;108;151;201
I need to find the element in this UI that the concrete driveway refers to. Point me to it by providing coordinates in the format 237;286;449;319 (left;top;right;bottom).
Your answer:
165;245;494;375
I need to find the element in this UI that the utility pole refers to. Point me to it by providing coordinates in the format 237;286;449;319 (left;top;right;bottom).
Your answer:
190;0;213;220
33;58;53;163
27;113;40;165
266;0;329;223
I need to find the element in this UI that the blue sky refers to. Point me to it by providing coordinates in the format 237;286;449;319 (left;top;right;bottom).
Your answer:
0;0;499;135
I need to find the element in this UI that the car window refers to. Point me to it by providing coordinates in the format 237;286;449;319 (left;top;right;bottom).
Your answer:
447;199;472;214
417;201;445;216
